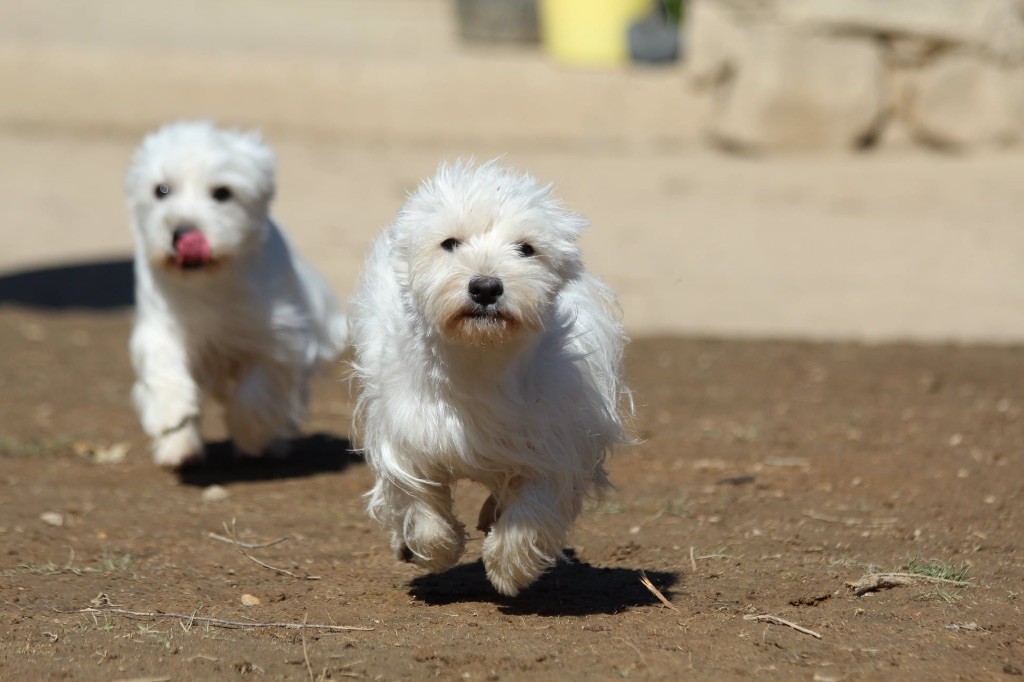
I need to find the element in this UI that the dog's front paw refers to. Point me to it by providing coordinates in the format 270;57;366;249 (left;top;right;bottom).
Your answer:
482;527;556;597
395;513;466;573
152;425;204;469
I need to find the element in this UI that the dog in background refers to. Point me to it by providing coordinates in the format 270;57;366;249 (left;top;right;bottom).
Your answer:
349;160;631;596
126;121;346;468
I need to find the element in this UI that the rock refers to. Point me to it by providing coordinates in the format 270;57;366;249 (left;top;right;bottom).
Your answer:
886;37;941;67
201;485;230;502
712;29;884;151
906;53;1016;148
783;0;1024;64
94;443;129;465
686;0;747;88
628;14;681;64
685;0;1024;151
73;441;129;464
456;0;538;44
879;66;918;149
240;593;261;607
1005;67;1024;143
40;512;64;527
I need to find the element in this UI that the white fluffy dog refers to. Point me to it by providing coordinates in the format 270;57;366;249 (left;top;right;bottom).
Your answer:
349;160;631;596
126;121;346;468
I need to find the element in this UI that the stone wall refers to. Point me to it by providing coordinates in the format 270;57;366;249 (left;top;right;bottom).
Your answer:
686;0;1024;152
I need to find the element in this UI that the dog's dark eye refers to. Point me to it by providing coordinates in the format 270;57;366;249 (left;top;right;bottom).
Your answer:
154;184;170;200
441;238;462;252
211;186;233;202
516;243;535;257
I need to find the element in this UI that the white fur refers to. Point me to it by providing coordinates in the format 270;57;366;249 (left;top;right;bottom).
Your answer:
126;121;346;468
348;160;631;596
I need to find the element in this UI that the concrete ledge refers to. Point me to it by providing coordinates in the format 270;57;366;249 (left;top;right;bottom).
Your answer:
0;43;700;149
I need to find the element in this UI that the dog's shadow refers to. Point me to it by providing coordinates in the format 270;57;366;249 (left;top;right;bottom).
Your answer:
177;432;360;486
0;258;134;309
408;550;679;616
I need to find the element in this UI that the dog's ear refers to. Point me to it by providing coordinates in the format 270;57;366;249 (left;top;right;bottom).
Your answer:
227;129;277;202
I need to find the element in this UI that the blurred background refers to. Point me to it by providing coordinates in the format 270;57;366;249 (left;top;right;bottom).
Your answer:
1;0;1022;342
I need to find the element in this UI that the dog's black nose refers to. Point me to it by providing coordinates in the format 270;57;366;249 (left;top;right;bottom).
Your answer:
171;225;198;248
468;277;504;306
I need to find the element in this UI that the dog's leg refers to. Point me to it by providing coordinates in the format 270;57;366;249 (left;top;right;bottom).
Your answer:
482;478;579;597
476;493;500;533
130;322;203;468
403;485;467;572
372;477;466;572
227;363;298;457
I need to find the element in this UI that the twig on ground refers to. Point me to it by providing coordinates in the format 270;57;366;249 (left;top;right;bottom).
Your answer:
689;546;697;573
62;607;373;632
743;613;822;639
208;532;290;549
328;659;365;680
223;520;320;580
301;614;315;682
239;552;317;580
639;570;680;612
695;550;738;561
847;572;971;596
763;457;810;468
803;510;897;527
846;574;913;596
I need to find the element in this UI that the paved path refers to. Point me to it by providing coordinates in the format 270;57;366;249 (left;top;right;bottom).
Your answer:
1;0;1021;342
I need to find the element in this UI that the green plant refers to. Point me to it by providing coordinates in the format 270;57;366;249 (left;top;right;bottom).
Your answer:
662;0;684;24
901;557;971;583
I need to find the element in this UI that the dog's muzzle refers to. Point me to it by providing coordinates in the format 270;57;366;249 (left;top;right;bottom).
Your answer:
171;225;213;270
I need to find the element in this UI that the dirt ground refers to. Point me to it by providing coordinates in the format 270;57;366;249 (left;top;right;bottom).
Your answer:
1;308;1021;680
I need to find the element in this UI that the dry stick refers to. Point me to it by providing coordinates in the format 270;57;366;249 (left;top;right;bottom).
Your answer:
743;614;822;640
208;532;290;549
871;571;970;586
301;614;316;682
802;510;897;527
847;572;970;596
223;521;320;580
689;546;697;573
243;553;315;580
846;574;912;596
66;608;373;632
639;571;680;612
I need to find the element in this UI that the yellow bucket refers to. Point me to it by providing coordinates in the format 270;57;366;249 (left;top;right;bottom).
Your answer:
540;0;652;67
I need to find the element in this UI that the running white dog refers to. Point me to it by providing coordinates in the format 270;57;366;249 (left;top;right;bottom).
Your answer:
126;121;346;468
349;160;631;596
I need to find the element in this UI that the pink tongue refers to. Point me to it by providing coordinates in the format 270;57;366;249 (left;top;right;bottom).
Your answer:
174;231;212;267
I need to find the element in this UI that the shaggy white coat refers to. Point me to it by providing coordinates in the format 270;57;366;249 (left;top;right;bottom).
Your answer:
126;121;345;468
348;160;630;596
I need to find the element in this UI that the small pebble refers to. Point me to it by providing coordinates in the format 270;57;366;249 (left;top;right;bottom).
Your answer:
202;485;230;502
95;443;130;464
240;593;261;606
40;512;64;527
